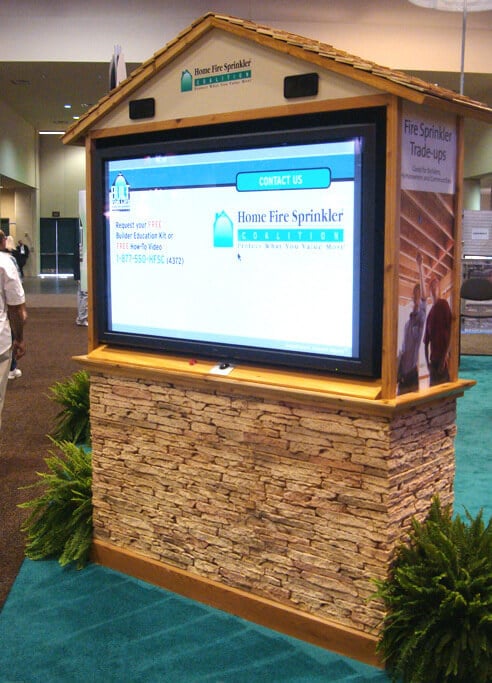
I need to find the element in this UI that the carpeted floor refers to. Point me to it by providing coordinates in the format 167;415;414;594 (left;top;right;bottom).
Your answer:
0;560;389;683
0;306;88;607
453;355;492;521
0;303;490;681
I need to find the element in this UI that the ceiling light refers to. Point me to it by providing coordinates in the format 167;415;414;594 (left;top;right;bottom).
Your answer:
38;131;64;135
409;0;492;8
64;104;72;109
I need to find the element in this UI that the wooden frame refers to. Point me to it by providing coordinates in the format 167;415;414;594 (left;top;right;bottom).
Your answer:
82;96;472;401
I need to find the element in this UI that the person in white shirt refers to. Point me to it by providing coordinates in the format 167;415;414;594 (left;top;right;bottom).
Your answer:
0;231;27;428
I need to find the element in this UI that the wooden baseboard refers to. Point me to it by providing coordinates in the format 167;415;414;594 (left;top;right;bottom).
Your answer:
91;539;382;668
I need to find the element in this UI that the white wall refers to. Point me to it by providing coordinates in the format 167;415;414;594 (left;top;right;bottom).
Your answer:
0;99;38;275
1;0;491;73
0;99;37;187
39;136;85;218
0;186;37;277
0;190;15;237
0;103;84;276
463;179;482;211
464;119;492;179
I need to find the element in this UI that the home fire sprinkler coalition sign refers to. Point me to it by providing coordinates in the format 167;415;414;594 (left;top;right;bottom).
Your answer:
401;106;456;195
181;56;252;92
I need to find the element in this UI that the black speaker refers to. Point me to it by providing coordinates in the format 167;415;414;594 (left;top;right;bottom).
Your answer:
129;98;156;120
283;73;319;99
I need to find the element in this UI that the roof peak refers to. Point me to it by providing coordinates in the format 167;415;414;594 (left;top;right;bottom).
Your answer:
63;11;492;144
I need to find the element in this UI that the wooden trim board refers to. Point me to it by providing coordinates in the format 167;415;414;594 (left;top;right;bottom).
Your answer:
86;95;391;141
74;346;474;417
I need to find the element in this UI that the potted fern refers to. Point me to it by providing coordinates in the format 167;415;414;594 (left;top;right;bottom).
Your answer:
19;440;92;568
373;497;492;683
49;369;91;445
19;370;93;568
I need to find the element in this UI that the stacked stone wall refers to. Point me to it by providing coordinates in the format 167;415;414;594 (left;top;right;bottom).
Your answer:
90;373;457;633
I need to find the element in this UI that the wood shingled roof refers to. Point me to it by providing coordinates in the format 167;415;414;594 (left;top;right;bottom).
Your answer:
62;12;492;145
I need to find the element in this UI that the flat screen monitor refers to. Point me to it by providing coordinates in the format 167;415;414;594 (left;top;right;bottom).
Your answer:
92;109;385;377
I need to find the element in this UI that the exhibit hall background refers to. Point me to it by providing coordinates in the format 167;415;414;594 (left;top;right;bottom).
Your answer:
0;0;492;277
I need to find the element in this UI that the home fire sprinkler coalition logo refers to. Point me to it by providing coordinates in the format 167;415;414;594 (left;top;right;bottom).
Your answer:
181;57;252;92
111;173;131;211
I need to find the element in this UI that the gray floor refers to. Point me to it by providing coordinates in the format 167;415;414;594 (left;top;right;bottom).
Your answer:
22;275;78;308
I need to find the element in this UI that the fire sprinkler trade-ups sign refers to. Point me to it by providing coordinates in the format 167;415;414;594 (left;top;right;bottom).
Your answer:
401;103;457;195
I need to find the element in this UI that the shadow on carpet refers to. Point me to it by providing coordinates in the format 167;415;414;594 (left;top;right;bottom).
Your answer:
0;559;389;682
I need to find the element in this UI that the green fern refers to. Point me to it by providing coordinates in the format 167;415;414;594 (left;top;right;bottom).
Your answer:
49;370;91;445
373;497;492;683
19;440;93;569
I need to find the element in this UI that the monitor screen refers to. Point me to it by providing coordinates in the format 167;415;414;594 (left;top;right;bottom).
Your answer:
93;109;385;377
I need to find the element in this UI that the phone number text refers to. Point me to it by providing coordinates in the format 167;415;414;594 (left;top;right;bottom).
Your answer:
115;255;184;265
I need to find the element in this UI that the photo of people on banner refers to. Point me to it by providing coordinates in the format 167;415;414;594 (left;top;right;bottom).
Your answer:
397;105;456;396
397;190;453;396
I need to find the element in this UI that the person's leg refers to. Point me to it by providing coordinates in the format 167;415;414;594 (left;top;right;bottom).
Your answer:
76;289;88;326
0;348;12;430
8;331;20;379
9;331;14;371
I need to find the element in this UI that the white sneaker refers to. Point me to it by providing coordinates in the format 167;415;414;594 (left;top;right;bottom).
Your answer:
8;368;22;379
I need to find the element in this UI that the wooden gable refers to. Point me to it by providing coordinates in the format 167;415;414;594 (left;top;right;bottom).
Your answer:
63;12;492;146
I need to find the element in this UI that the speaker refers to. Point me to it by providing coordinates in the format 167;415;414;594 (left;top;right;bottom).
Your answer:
283;73;319;99
129;98;156;120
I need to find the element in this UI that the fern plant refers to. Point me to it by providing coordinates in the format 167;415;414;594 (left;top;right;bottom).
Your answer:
373;497;492;683
49;370;91;445
19;440;93;569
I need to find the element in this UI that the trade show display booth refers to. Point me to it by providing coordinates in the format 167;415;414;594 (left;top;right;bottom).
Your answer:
63;13;492;665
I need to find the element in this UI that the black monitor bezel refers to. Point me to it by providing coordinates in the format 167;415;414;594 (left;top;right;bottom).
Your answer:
92;107;386;378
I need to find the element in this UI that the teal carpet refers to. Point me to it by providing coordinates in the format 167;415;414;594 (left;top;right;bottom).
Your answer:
0;355;490;682
0;560;388;682
453;355;492;521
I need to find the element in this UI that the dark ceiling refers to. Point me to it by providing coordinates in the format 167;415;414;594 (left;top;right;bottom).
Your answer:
0;61;141;133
